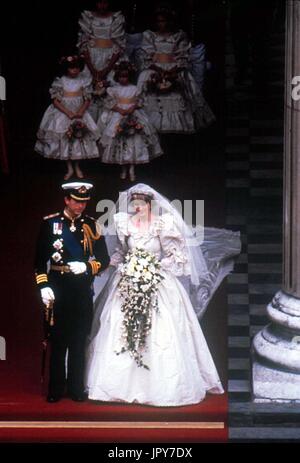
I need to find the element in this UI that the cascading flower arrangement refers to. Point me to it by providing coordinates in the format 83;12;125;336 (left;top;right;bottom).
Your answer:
117;248;164;369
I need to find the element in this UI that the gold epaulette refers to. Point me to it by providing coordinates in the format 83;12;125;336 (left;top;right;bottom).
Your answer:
43;212;60;220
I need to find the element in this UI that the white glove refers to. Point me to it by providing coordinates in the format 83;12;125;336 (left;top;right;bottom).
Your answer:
41;287;55;306
68;261;87;275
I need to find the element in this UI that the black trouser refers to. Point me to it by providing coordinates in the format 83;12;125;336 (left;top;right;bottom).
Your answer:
48;272;93;397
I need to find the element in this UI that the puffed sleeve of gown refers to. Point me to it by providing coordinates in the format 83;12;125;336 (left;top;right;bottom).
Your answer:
139;30;156;70
158;214;192;277
174;30;191;68
77;10;92;52
111;11;126;54
103;86;118;110
49;77;64;101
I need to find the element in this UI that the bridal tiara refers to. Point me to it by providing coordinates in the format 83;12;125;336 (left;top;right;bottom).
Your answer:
129;189;154;201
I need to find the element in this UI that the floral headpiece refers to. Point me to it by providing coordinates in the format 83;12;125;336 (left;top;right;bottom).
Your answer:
59;54;85;67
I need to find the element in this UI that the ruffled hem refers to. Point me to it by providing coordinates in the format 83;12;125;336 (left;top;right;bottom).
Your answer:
100;134;163;165
146;111;195;134
35;133;100;160
37;127;100;141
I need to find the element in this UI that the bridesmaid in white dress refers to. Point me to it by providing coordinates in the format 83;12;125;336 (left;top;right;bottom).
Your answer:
99;62;163;181
35;55;100;180
77;0;127;121
86;184;241;407
137;6;215;133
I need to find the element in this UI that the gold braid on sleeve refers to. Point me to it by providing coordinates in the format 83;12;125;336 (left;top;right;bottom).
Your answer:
82;223;101;256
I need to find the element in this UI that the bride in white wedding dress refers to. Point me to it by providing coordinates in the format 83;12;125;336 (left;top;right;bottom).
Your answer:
85;184;241;406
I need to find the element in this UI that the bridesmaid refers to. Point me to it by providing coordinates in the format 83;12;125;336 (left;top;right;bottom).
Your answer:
35;55;100;180
99;62;163;181
137;4;215;133
77;0;127;121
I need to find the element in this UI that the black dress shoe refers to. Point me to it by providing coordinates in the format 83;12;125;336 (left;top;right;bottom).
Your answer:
47;394;61;403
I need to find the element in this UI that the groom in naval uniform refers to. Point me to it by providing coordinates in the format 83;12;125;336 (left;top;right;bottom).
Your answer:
35;182;110;403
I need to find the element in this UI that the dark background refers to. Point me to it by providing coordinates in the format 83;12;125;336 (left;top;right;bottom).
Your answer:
0;0;283;403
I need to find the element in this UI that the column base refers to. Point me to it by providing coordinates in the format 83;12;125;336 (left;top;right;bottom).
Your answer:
253;361;300;402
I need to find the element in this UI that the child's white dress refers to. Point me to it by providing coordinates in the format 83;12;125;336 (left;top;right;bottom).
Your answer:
77;10;127;121
99;84;163;165
137;30;215;133
35;74;100;160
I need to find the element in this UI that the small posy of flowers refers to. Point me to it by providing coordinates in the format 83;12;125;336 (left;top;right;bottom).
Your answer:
53;239;63;251
66;120;89;141
116;116;144;138
117;248;164;369
147;70;180;94
93;79;110;97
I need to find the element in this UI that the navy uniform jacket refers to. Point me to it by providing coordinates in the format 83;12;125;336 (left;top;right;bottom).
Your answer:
35;211;110;288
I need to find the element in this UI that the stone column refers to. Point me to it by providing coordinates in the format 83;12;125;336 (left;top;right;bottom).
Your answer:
252;0;300;402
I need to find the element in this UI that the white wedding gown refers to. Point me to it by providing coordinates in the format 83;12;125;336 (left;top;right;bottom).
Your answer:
85;212;237;407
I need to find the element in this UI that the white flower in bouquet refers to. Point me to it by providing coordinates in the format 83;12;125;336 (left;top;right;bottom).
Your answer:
141;284;150;292
144;271;152;281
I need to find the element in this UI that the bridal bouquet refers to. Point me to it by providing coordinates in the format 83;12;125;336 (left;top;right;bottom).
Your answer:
116;116;144;138
117;248;164;369
66;120;89;141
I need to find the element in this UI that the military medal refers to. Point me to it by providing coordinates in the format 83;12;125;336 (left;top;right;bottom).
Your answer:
63;208;78;232
53;222;63;235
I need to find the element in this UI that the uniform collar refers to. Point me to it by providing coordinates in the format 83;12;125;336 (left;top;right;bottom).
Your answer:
63;208;83;221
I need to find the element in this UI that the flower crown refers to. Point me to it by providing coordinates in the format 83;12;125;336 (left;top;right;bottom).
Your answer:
59;54;85;66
